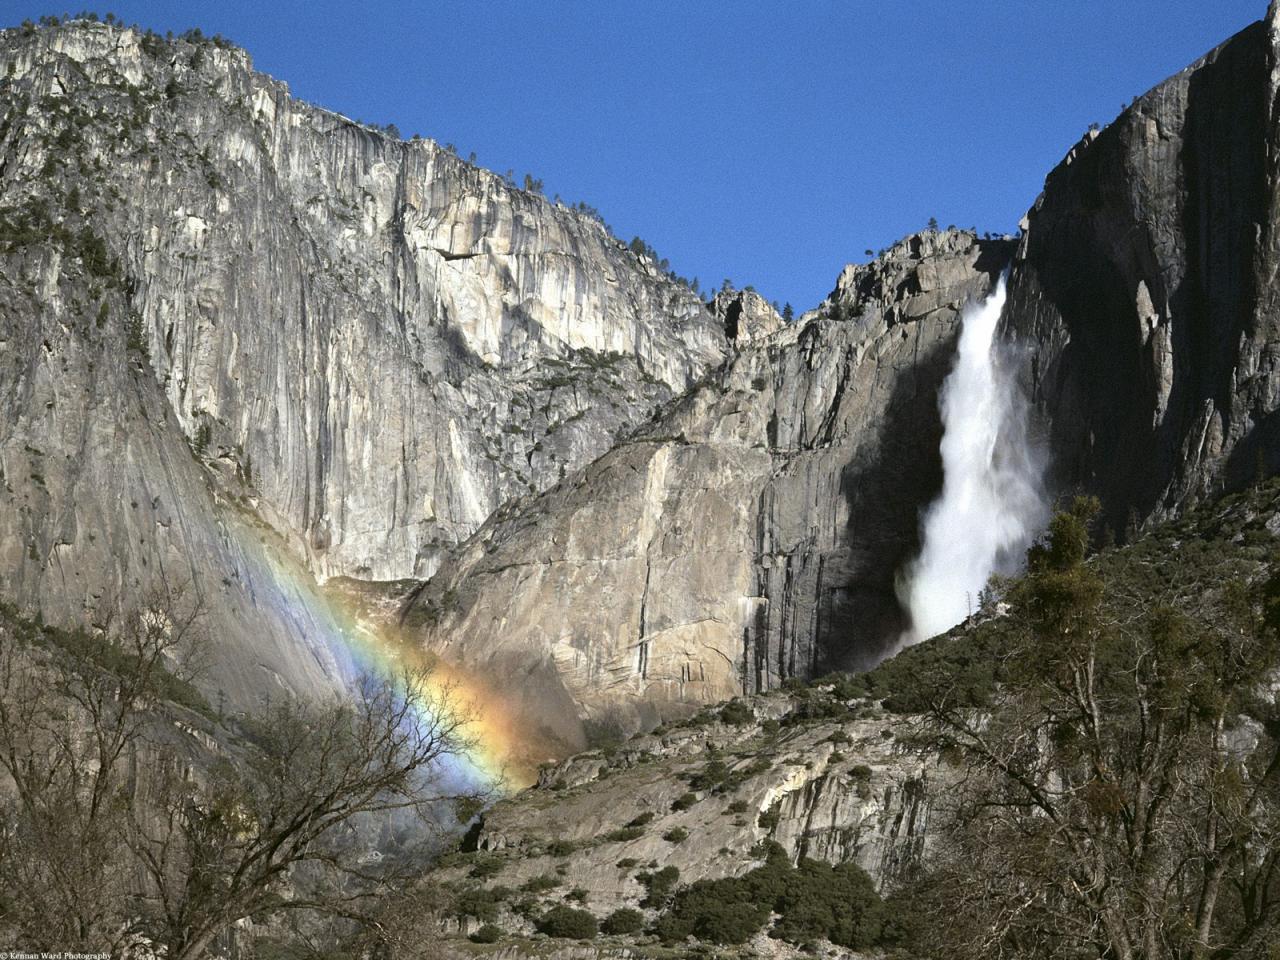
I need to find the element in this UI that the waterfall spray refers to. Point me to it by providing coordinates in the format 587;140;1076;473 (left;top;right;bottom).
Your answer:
897;275;1047;647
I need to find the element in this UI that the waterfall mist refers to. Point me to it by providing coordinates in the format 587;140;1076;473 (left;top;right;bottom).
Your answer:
897;275;1048;646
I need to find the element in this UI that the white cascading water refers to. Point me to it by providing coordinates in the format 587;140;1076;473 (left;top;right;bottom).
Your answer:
896;275;1048;647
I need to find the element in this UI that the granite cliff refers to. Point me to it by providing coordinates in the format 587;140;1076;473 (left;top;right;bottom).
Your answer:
0;20;725;708
396;230;1013;750
1006;5;1280;527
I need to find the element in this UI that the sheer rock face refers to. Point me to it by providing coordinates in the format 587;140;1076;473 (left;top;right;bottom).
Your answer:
1005;11;1280;531
402;4;1280;748
399;232;1013;751
0;22;725;705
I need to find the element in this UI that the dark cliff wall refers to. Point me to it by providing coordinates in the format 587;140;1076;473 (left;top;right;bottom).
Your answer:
1007;11;1280;530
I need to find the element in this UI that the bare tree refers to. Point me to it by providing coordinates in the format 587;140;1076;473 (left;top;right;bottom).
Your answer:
0;590;205;953
0;590;484;959
130;669;480;960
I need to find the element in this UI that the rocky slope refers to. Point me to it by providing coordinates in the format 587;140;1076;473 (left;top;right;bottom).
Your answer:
395;230;1013;750
0;20;726;706
415;476;1280;958
454;694;933;909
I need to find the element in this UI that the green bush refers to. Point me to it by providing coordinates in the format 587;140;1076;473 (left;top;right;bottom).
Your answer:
453;885;510;922
770;859;885;948
469;856;504;879
537;905;598;939
626;811;654;827
671;792;698;812
719;699;754;725
470;924;503;943
654;876;771;945
686;759;730;791
663;827;689;844
638;866;680;907
655;845;888;948
604;826;645;842
601;907;645;935
782;696;852;727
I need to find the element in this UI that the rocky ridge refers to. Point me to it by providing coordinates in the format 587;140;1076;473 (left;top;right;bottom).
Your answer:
430;689;932;943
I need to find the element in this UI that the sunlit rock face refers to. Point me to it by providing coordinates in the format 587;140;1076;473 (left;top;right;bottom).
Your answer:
0;21;726;706
399;230;1013;751
1005;9;1280;532
442;699;939;915
708;287;784;345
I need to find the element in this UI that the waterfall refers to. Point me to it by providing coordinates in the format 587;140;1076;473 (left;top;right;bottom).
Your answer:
896;275;1047;646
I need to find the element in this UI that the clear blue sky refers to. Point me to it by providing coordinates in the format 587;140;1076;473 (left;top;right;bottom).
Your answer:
5;1;1265;310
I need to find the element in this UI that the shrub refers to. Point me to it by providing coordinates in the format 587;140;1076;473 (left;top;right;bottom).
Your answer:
638;866;680;907
850;765;873;781
454;885;509;922
663;827;689;844
655;845;887;949
719;699;754;725
566;887;589;903
469;856;504;879
654;876;771;945
782;696;852;727
604;826;645;842
770;859;886;948
671;792;698;812
758;808;780;830
626;811;654;827
686;759;730;791
601;907;645;935
616;858;639;869
470;924;503;943
726;800;749;814
546;839;579;856
538;905;598;939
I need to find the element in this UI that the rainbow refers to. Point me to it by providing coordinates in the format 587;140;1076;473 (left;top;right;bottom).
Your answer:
254;541;539;795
